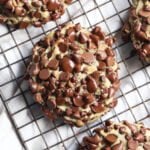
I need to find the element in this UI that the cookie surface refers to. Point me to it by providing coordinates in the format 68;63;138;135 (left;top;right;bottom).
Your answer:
122;0;150;63
0;0;72;28
27;23;119;127
80;120;150;150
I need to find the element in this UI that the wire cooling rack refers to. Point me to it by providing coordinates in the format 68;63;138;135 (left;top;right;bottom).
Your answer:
0;0;150;149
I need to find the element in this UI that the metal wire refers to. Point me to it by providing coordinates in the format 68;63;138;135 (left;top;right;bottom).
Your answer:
0;0;150;150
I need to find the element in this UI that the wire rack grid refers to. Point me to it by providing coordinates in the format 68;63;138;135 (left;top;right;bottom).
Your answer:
0;0;150;149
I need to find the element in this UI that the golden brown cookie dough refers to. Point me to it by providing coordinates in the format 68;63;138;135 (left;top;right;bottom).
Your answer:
0;0;72;28
122;0;150;63
27;23;120;127
80;120;150;150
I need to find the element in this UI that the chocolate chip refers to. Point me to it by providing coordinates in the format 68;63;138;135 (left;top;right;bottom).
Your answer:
33;55;40;63
144;143;150;150
60;57;75;72
92;27;105;40
105;134;117;144
58;42;68;53
108;87;115;97
84;94;95;104
74;23;81;32
71;54;82;64
106;57;115;66
134;133;144;142
96;51;107;60
0;0;8;4
66;27;75;42
59;72;70;81
82;52;95;64
112;142;123;150
73;96;84;107
49;78;56;90
119;127;126;134
84;134;101;145
143;44;150;54
34;93;43;104
128;139;138;149
106;48;115;56
56;97;66;105
47;0;60;11
47;99;56;109
98;61;106;70
69;43;79;51
30;82;38;93
66;108;72;116
124;121;138;133
109;98;118;108
139;9;150;18
91;103;105;113
29;63;40;76
105;37;114;46
135;30;148;41
104;147;111;150
42;107;55;119
107;72;117;83
74;64;81;72
86;76;97;93
73;111;81;119
0;15;7;23
15;7;26;17
90;34;99;47
78;32;88;44
66;89;74;97
48;59;59;70
113;80;120;90
91;71;100;81
39;69;50;80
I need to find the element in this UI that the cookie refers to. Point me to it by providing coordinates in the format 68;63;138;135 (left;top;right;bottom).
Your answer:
80;120;150;150
0;0;72;28
122;0;150;63
27;23;120;127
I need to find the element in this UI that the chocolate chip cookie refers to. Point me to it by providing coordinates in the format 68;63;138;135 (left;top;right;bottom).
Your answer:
27;23;120;127
0;0;72;28
80;120;150;150
122;0;150;63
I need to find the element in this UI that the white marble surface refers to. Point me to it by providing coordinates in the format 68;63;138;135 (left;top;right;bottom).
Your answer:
0;99;23;150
